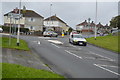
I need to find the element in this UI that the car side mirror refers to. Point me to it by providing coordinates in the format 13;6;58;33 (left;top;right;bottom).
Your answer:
71;35;73;38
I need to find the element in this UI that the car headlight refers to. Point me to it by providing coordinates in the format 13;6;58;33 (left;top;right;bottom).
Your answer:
73;40;78;42
84;41;87;42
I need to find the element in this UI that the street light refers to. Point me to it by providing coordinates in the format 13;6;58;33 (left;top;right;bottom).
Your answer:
88;18;91;37
95;0;97;40
16;0;21;46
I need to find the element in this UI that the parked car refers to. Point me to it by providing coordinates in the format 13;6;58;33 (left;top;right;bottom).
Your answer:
43;31;58;37
0;28;3;32
69;34;87;46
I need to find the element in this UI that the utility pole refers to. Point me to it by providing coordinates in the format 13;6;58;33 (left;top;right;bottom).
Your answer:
16;0;21;46
88;18;91;37
95;0;97;40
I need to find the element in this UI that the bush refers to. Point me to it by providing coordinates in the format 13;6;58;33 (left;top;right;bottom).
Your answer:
1;26;29;33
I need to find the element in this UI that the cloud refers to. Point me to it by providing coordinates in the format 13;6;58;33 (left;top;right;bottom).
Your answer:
1;2;118;29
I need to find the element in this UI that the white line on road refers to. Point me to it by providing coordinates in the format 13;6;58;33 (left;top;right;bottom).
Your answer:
89;51;115;61
38;41;41;44
48;40;63;44
94;64;120;76
65;50;82;59
51;43;60;48
96;64;118;68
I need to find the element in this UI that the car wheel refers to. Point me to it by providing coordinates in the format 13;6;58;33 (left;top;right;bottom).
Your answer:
69;39;71;43
84;43;87;46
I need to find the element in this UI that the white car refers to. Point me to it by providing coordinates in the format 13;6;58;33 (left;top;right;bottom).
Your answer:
69;34;87;46
0;28;3;32
43;31;58;37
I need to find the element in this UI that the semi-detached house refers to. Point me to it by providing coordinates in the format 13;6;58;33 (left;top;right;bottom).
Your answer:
44;15;69;34
4;7;44;32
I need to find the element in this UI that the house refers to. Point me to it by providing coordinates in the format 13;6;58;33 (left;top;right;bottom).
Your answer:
96;22;104;33
76;20;96;34
44;15;69;34
4;7;44;32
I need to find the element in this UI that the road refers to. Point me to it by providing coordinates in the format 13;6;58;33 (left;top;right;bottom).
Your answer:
18;35;119;78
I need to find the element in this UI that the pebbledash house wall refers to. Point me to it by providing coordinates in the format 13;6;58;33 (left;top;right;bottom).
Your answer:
44;20;68;32
4;16;25;27
4;16;44;31
24;17;43;31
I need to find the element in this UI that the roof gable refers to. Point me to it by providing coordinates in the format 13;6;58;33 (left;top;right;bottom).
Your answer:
4;9;44;18
44;15;66;24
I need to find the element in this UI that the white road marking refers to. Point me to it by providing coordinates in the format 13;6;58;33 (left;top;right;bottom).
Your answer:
48;40;63;44
38;37;50;39
84;57;95;59
38;41;41;44
89;51;115;61
94;64;120;76
51;43;60;48
96;64;118;68
65;50;82;59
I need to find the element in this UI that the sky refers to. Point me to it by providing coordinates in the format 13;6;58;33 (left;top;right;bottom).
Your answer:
0;0;119;29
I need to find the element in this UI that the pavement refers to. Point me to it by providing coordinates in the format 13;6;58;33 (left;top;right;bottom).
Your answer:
2;48;51;71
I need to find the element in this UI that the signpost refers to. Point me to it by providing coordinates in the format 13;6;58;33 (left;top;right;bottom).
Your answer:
17;0;21;46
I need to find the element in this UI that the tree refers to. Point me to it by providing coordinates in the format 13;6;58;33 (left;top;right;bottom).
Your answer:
68;27;73;33
110;15;120;28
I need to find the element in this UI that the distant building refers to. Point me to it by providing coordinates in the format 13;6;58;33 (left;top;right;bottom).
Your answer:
76;20;111;34
4;7;44;31
76;20;96;33
44;15;69;34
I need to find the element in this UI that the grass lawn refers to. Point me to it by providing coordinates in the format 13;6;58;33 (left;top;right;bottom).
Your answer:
2;63;65;78
0;37;30;51
86;34;119;53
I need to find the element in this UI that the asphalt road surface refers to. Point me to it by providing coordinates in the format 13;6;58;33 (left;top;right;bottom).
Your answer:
18;35;119;78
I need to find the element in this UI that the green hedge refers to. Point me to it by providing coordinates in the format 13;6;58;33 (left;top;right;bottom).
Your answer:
1;26;29;33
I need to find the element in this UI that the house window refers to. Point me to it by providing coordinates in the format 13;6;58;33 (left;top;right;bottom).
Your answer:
29;18;35;22
31;18;33;21
30;26;33;30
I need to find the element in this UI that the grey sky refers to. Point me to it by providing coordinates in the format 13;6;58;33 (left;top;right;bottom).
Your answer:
1;1;118;29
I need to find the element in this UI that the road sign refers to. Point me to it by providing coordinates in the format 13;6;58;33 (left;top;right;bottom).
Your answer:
8;13;22;19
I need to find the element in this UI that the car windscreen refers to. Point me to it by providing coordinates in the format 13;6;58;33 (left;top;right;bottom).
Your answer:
73;35;83;38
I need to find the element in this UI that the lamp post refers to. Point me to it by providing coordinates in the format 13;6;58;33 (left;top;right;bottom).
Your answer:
95;0;97;40
88;18;91;37
16;0;21;46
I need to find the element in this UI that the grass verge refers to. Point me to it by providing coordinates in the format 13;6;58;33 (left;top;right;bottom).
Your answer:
86;34;119;53
2;63;65;78
0;37;30;51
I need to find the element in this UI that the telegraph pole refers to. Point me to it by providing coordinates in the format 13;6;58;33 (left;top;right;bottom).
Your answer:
88;18;91;37
95;0;97;40
16;0;21;46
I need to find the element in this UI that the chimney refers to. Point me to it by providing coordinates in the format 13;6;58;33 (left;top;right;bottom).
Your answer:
54;14;56;16
23;6;26;10
91;21;94;23
13;7;19;13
